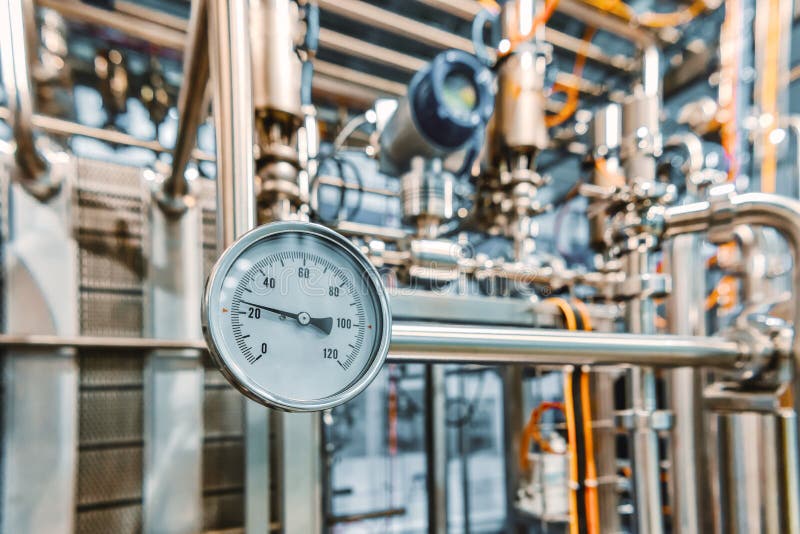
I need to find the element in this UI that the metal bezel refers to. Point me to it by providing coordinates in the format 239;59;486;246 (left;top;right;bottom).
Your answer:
201;221;392;412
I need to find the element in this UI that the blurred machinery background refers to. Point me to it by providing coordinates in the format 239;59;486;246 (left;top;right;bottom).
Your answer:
2;0;800;533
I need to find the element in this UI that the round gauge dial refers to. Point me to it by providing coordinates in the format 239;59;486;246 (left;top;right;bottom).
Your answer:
202;222;391;412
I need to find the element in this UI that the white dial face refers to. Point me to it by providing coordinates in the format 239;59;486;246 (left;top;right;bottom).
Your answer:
204;224;389;411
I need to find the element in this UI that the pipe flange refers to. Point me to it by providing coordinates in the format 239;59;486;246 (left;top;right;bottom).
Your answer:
614;272;670;300
11;136;65;201
721;322;785;384
706;183;737;244
615;409;673;431
509;168;545;187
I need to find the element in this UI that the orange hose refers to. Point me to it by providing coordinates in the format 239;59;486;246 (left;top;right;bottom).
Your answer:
564;369;580;534
546;297;581;532
594;157;625;187
580;371;600;534
571;299;593;332
545;26;596;127
718;0;740;181
759;0;782;193
519;401;567;471
705;274;737;311
636;0;707;28
546;297;578;331
580;0;634;20
584;0;707;27
478;0;501;13
570;301;600;533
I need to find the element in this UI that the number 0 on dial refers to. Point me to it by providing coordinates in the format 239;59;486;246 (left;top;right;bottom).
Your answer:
202;222;391;412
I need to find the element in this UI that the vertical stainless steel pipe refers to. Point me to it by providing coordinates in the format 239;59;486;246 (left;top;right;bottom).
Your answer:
426;365;448;534
161;0;209;211
207;3;266;534
208;0;256;247
0;0;51;194
665;232;712;534
621;44;664;534
777;409;800;533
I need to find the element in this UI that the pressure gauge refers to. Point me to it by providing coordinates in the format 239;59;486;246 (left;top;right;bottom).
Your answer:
202;222;391;412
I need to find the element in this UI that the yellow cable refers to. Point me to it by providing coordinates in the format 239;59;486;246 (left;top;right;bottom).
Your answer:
636;0;707;28
478;0;500;14
582;0;708;28
718;0;741;181
580;370;600;534
760;0;782;193
519;401;566;471
546;297;578;331
545;26;596;127
580;0;634;20
571;299;593;333
564;368;580;534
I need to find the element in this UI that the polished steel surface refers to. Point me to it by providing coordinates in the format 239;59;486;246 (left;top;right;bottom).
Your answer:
0;108;215;162
666;232;712;534
37;0;186;50
388;324;743;367
425;364;448;534
162;0;209;210
143;193;205;533
318;28;427;73
0;0;51;194
0;149;78;534
250;0;302;117
208;0;256;248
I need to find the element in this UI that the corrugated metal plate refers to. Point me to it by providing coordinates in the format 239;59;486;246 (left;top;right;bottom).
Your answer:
202;493;245;532
76;504;142;534
80;292;144;337
203;441;245;492
79;237;144;291
205;366;232;387
77;446;143;506
79;352;144;387
76;159;146;199
76;192;144;236
76;158;146;338
204;388;245;439
79;389;143;446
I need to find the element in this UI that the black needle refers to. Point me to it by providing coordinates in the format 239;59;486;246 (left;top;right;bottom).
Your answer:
241;300;333;335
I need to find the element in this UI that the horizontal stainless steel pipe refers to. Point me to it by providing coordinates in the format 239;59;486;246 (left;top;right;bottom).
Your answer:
388;324;744;368
0;107;216;161
0;334;208;351
0;326;744;369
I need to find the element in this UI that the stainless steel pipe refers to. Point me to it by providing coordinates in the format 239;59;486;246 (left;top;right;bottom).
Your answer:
0;327;744;369
161;0;209;212
666;232;713;534
207;0;256;248
665;191;800;533
388;324;743;368
0;107;215;161
0;0;49;192
664;192;800;369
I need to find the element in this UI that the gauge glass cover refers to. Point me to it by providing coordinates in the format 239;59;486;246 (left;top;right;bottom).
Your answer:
203;222;391;412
